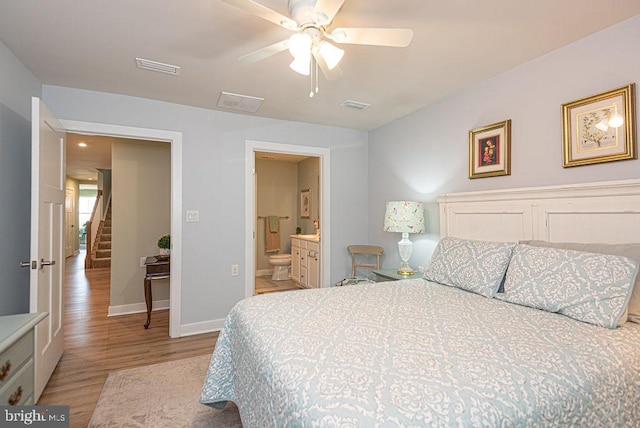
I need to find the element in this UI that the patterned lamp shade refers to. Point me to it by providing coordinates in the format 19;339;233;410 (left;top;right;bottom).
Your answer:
383;201;425;234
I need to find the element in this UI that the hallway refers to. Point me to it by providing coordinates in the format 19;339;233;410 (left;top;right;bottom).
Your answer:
37;252;219;427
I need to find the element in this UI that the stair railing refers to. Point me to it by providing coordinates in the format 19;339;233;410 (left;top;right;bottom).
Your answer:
85;190;103;269
102;192;112;222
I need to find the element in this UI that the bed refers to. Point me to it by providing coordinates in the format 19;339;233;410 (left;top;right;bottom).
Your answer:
200;179;640;426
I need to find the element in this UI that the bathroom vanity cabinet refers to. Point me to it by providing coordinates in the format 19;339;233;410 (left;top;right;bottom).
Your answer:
291;236;320;288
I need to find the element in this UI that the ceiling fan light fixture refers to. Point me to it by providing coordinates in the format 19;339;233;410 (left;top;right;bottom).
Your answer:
290;56;311;75
289;33;312;59
319;41;344;70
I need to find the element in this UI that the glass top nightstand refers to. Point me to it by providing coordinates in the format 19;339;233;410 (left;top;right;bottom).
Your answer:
372;269;421;282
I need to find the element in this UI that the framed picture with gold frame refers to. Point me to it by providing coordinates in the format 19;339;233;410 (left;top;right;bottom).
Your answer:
469;120;511;179
562;84;636;168
300;189;310;219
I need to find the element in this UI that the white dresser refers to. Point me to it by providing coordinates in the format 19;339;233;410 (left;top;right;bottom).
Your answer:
0;313;48;406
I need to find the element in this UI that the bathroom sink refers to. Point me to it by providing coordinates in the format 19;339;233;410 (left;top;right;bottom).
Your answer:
294;234;320;241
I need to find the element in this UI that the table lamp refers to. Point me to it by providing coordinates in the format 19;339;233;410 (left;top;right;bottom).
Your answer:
383;201;425;275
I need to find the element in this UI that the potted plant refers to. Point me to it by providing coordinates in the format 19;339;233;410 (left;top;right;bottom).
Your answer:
157;234;170;256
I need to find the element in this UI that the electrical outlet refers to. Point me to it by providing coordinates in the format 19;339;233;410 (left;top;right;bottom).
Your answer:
418;265;425;273
140;256;147;268
231;264;239;277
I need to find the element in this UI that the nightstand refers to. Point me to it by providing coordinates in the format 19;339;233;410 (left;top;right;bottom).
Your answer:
372;269;420;282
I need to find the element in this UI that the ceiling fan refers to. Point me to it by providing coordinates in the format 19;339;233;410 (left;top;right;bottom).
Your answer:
222;0;414;97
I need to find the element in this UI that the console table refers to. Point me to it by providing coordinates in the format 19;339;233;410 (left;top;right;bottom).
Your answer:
144;256;170;329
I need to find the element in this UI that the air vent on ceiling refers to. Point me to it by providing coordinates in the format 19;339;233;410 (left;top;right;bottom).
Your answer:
135;58;181;76
217;92;264;113
340;100;371;111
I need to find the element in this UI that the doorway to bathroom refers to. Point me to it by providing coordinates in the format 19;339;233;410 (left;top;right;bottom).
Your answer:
254;151;319;294
244;140;331;298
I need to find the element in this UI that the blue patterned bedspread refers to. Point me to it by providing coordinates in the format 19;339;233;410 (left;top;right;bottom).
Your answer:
200;280;640;427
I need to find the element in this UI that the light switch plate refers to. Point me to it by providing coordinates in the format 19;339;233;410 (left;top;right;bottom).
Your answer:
186;210;199;222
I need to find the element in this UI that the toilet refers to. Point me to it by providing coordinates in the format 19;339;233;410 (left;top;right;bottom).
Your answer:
268;254;292;280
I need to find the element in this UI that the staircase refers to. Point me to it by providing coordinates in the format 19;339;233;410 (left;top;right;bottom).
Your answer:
92;203;112;268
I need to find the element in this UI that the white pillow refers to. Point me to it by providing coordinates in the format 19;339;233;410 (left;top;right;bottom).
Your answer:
499;244;638;328
424;237;515;298
521;240;640;324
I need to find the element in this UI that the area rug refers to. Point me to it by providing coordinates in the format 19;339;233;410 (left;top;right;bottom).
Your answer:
89;355;242;427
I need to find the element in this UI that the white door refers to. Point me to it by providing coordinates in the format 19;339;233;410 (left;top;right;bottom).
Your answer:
64;188;74;257
30;97;65;402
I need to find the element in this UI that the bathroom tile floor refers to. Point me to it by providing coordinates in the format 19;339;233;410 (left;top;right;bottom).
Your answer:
255;275;301;295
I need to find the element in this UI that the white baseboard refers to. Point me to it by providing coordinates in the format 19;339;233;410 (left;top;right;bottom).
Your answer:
108;299;169;317
256;269;273;276
178;318;226;337
108;300;225;338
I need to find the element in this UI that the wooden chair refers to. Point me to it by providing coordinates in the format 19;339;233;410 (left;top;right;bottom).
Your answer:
347;245;384;277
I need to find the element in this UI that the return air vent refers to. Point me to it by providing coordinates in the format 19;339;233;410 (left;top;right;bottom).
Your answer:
340;100;371;111
135;58;181;76
217;92;264;113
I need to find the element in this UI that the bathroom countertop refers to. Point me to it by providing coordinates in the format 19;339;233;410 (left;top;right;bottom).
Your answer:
291;234;320;242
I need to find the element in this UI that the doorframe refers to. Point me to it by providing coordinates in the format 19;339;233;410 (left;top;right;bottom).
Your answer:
64;186;76;257
60;119;183;338
245;140;331;297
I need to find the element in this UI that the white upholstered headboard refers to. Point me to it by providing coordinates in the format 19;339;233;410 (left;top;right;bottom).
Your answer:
437;179;640;244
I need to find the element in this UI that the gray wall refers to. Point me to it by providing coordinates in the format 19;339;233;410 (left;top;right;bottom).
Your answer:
111;140;171;308
98;168;112;215
42;85;370;327
369;14;640;271
0;41;41;315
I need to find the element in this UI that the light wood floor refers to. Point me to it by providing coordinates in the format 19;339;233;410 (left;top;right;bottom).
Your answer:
37;252;219;427
254;275;300;294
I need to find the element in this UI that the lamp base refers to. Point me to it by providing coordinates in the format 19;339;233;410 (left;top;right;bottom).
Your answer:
397;261;414;276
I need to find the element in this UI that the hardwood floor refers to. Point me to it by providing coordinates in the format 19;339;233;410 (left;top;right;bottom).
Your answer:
37;252;219;427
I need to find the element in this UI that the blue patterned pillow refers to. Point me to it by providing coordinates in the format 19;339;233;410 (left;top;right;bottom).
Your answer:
424;237;515;298
499;244;638;328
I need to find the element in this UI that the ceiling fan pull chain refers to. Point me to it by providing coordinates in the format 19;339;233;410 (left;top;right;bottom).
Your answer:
309;55;316;98
315;58;319;95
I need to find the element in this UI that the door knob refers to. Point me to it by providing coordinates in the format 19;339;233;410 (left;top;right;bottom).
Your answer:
20;261;36;269
40;259;56;269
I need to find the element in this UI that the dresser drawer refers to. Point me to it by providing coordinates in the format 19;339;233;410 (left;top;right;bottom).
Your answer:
0;359;34;406
307;241;319;252
0;330;33;389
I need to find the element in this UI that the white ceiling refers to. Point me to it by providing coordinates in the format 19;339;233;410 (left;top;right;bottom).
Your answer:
1;1;639;133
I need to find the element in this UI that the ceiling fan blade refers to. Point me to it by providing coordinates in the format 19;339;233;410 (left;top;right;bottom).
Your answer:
313;0;346;26
239;39;289;63
222;0;297;30
312;50;343;81
329;27;414;47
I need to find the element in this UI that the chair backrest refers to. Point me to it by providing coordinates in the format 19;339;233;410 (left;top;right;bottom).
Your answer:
347;245;384;277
